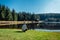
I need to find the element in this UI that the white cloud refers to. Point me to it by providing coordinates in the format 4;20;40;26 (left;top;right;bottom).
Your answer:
43;0;60;13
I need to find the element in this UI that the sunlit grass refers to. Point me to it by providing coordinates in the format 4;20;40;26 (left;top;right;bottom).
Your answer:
0;29;60;40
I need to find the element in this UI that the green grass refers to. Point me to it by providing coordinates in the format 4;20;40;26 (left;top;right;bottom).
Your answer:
0;29;60;40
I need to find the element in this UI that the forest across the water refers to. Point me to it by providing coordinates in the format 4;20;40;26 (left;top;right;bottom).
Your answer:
0;5;60;21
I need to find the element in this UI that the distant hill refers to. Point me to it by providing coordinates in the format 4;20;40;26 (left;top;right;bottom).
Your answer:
38;13;60;22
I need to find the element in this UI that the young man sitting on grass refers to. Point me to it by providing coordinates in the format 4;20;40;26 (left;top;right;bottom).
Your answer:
22;24;28;32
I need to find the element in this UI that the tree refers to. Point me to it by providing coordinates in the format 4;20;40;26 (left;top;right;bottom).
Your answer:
31;14;36;21
5;7;13;21
12;9;18;21
1;5;6;20
0;4;2;20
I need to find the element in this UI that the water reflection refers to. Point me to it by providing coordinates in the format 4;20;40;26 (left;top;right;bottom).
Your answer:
0;23;60;30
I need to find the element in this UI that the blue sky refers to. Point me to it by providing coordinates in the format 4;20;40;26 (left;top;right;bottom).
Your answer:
0;0;60;13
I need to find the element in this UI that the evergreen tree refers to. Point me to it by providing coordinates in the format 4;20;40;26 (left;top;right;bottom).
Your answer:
1;5;6;20
0;4;2;20
5;7;13;21
12;9;18;21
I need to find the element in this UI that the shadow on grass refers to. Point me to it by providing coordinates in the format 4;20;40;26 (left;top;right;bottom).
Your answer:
15;31;24;33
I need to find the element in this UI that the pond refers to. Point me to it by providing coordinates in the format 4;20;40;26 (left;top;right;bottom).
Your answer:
0;23;60;30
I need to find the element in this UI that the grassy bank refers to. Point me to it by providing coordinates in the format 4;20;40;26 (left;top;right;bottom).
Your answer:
0;29;60;40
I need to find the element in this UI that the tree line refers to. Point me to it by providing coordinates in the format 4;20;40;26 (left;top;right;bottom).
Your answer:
0;5;40;21
1;5;60;21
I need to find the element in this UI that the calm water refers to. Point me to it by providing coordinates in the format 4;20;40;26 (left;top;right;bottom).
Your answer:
0;23;60;31
35;29;60;32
